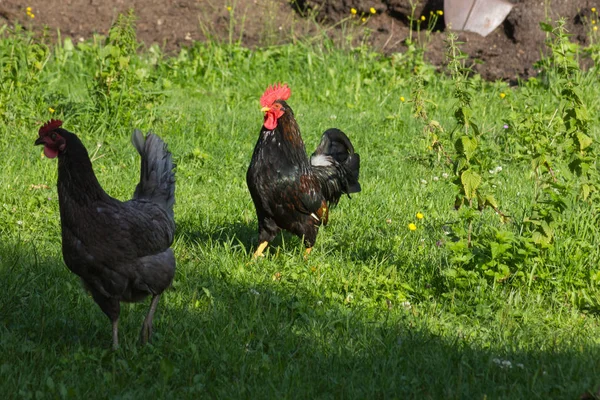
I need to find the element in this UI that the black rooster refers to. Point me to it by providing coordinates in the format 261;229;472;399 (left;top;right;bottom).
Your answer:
246;83;361;258
35;120;176;349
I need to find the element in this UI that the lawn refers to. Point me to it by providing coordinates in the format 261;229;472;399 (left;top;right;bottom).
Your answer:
0;18;599;399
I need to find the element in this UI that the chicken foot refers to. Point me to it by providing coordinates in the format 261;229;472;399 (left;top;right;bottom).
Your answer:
253;241;269;259
304;247;312;260
140;294;161;345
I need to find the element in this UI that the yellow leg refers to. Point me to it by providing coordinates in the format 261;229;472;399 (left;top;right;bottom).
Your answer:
304;247;313;260
253;241;269;259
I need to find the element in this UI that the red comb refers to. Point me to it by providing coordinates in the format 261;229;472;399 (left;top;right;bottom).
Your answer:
39;119;63;135
260;83;291;107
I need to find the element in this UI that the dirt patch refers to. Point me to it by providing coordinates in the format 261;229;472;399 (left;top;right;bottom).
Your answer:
0;0;595;81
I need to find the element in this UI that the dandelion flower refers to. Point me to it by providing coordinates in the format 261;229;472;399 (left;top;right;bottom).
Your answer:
400;96;405;102
350;8;357;15
408;223;417;231
499;92;506;99
370;7;376;14
593;7;597;12
595;26;598;31
420;15;426;21
227;6;232;11
49;107;55;113
361;17;366;22
437;10;444;16
26;7;32;12
416;212;424;219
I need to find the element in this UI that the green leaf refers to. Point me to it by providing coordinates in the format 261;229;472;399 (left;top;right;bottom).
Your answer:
484;194;499;210
582;184;590;200
461;169;481;200
576;132;593;151
539;22;553;32
459;136;477;161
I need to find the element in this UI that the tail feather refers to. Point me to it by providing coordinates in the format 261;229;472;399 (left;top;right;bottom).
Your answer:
310;128;361;206
132;129;176;218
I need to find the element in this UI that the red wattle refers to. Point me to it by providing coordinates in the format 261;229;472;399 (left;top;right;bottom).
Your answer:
44;146;59;159
264;114;277;130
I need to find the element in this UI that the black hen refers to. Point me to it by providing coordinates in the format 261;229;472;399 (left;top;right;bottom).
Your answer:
35;120;176;349
246;83;361;258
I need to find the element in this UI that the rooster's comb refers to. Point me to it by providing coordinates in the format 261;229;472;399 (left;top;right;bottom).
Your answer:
260;83;291;107
39;119;63;135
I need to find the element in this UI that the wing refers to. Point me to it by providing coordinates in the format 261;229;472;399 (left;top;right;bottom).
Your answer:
62;198;174;266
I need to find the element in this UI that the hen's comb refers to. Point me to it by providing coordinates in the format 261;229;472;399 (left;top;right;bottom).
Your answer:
39;119;63;135
260;83;291;107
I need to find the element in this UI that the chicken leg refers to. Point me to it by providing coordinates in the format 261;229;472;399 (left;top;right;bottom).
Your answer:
112;320;119;350
140;294;161;345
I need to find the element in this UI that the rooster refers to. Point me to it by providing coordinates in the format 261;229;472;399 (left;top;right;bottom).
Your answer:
35;120;176;349
246;83;361;258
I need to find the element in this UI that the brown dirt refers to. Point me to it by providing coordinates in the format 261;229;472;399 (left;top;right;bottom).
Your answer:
0;0;595;81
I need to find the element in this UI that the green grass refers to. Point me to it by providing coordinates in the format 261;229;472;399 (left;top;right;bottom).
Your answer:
0;24;599;399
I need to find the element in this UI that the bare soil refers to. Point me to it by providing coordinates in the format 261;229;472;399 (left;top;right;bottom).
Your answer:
0;0;595;81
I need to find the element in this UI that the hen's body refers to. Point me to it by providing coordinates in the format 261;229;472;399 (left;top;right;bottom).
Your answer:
37;123;175;348
247;96;360;256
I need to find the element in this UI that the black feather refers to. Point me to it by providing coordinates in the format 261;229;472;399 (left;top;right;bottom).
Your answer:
132;130;176;219
310;128;361;205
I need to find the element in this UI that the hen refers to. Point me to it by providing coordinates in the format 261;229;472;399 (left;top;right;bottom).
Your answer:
246;83;361;258
35;120;176;349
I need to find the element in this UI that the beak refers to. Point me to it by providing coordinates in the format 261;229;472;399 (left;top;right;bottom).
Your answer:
261;106;270;113
34;137;45;146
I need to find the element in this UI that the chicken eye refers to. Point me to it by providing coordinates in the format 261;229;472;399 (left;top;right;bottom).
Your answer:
51;133;57;140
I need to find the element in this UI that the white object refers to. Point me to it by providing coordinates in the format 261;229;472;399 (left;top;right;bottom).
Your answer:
444;0;514;37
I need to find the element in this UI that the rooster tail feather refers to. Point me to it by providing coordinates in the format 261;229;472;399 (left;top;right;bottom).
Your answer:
132;129;176;218
310;128;361;206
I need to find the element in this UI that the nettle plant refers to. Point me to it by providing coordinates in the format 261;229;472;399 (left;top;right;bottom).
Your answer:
83;10;160;120
514;20;598;248
0;25;49;122
441;34;524;286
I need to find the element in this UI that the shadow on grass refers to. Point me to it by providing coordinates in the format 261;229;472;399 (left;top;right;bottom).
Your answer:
175;218;314;256
1;239;599;399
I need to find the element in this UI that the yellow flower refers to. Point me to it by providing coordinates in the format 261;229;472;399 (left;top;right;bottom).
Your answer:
361;17;366;22
29;14;35;18
400;96;405;102
26;7;32;12
437;10;444;16
408;223;417;231
593;20;597;24
48;107;55;113
499;92;506;99
595;26;598;31
416;212;424;219
370;7;376;14
350;8;357;15
226;6;232;11
420;15;426;21
593;7;597;12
